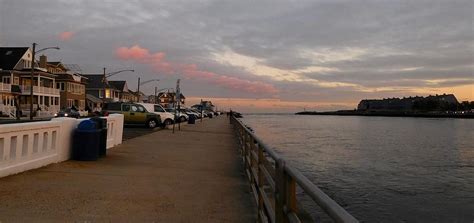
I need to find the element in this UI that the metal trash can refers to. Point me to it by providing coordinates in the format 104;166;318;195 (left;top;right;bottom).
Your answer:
187;114;196;124
73;119;100;161
90;117;108;157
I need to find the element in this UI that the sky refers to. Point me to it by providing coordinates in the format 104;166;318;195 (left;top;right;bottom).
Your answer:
0;0;472;112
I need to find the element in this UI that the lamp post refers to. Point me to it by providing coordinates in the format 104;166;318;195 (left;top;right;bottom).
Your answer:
136;78;159;102
102;68;134;102
30;43;60;120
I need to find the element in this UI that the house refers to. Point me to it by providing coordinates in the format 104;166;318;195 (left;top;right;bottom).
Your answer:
0;47;60;118
108;80;137;102
39;56;87;111
83;74;121;102
157;91;185;108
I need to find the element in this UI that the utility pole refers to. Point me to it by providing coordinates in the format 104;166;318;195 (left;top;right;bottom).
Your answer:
29;43;36;120
103;67;106;101
154;86;157;104
137;77;140;102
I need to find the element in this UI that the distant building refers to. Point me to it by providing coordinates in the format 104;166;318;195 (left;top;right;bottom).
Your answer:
109;80;137;102
157;91;185;108
83;74;121;102
357;94;459;111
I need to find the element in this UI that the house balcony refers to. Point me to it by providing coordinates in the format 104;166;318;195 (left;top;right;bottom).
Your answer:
0;83;11;92
20;85;60;96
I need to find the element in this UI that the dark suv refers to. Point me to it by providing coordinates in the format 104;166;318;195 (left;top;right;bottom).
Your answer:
102;102;161;128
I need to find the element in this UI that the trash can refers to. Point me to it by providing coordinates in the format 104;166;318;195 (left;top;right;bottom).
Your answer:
90;117;108;157
188;114;196;124
73;119;100;161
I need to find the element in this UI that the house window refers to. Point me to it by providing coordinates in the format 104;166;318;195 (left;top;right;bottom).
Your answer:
2;76;11;84
99;90;104;98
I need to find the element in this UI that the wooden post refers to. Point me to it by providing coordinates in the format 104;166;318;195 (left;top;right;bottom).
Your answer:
286;174;297;215
275;159;286;223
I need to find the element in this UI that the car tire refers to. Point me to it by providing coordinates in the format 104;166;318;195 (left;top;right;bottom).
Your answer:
146;119;158;128
164;119;173;126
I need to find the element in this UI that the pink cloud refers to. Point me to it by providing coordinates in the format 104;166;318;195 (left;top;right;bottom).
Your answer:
115;45;279;95
58;31;74;41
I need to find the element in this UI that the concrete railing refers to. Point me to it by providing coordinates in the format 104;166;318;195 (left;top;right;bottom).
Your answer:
0;114;124;178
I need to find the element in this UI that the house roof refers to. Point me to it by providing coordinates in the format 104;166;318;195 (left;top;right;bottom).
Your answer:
82;74;114;89
47;61;62;66
0;47;29;70
86;94;103;103
108;81;127;92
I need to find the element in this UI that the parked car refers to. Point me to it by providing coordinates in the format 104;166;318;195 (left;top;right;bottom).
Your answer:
102;102;161;128
138;103;175;126
54;108;80;119
179;108;201;119
164;108;188;122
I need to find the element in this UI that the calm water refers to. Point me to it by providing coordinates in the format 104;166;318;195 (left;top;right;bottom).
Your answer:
242;114;474;222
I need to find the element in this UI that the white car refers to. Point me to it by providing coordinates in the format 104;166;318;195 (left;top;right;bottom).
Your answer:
138;103;175;126
165;108;189;122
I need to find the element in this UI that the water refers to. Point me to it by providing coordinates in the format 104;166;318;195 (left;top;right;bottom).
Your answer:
242;114;474;222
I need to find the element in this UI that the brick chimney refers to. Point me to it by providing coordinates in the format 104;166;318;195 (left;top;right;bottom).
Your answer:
39;55;47;68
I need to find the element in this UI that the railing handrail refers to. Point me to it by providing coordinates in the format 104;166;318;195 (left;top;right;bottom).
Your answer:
231;115;358;223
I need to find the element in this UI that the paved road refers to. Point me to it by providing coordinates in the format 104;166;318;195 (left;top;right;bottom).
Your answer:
0;116;255;222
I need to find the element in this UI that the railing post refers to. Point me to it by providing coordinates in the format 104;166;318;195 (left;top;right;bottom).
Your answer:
285;173;297;217
257;143;264;223
275;159;287;223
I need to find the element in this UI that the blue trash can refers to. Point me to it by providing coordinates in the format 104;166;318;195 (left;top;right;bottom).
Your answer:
73;119;100;161
188;114;196;124
90;117;108;157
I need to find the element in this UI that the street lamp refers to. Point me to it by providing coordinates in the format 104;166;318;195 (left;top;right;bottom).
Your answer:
30;43;60;120
137;78;159;102
102;68;134;101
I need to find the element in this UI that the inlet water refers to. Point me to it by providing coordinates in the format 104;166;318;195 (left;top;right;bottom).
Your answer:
242;114;474;222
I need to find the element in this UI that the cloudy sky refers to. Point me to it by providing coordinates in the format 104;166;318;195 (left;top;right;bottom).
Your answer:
1;0;472;112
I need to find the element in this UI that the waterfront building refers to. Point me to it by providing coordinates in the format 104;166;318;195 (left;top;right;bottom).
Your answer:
357;94;459;111
39;56;87;111
0;47;60;118
109;80;138;102
157;91;185;108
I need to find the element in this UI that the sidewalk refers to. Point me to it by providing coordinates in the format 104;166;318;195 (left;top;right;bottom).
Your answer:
0;116;255;222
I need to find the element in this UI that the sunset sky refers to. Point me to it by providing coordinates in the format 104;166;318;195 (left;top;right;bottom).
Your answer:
1;0;472;112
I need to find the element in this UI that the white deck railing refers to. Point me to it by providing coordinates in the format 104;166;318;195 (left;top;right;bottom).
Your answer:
20;85;60;95
0;83;11;92
0;114;124;178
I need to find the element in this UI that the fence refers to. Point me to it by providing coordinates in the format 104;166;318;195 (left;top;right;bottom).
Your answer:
0;114;124;178
231;116;358;223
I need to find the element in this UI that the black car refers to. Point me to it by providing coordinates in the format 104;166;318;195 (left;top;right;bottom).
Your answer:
55;108;81;118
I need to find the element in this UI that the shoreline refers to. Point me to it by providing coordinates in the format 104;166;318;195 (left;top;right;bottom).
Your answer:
295;111;474;119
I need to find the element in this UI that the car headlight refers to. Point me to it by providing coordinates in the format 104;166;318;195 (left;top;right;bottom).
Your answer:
64;113;68;117
54;113;57;116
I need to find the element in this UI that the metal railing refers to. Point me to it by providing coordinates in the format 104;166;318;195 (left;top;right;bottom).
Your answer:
231;115;358;223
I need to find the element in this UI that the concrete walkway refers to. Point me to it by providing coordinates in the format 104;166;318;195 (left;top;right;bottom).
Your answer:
0;116;255;222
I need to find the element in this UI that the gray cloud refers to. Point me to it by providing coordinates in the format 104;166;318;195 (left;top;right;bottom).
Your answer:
0;0;472;108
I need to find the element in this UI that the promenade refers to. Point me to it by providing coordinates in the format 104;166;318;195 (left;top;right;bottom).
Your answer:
0;116;255;222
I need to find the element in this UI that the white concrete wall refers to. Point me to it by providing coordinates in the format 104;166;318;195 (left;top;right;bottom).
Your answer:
0;114;124;178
